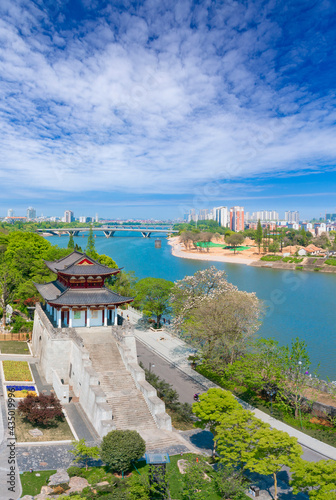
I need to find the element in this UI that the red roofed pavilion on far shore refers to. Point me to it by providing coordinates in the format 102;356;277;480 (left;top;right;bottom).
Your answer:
34;251;133;328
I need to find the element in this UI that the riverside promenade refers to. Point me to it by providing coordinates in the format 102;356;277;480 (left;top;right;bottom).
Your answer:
124;310;336;462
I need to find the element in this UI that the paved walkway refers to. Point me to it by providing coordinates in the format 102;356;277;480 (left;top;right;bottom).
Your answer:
133;326;336;461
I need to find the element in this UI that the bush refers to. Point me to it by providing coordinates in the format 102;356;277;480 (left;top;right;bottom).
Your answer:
100;430;146;473
282;257;303;263
67;466;84;477
260;255;282;262
325;258;336;266
18;393;64;426
295;265;303;270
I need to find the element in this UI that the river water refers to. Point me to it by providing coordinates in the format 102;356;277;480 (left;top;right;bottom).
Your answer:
46;232;336;380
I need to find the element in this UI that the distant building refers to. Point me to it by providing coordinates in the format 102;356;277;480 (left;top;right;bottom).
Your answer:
285;211;300;223
246;210;279;221
230;206;244;231
64;210;74;223
198;209;209;221
79;216;88;223
326;213;336;222
214;206;229;227
27;207;36;220
95;213;99;223
187;209;197;222
7;209;14;217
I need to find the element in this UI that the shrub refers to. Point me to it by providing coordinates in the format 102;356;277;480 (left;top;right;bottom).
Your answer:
295;266;303;270
67;466;84;477
100;430;146;473
314;268;320;272
260;255;282;261
325;258;336;266
18;393;64;426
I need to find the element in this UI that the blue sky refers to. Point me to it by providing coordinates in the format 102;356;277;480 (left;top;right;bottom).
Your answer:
1;0;336;220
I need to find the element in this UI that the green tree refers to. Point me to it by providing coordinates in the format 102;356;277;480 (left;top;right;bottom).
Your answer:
216;408;269;469
243;428;302;500
192;388;240;435
68;233;75;250
291;459;336;499
225;233;245;254
134;277;173;328
279;337;311;423
100;430;146;474
255;220;263;254
214;465;246;499
110;271;137;298
86;225;96;257
180;456;214;500
69;439;100;470
0;261;18;328
268;241;280;254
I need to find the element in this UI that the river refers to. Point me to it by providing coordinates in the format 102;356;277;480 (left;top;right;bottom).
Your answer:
45;232;336;380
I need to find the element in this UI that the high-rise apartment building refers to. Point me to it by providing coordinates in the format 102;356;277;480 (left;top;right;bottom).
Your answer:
246;210;279;221
199;209;209;221
187;209;197;222
230;206;244;231
27;207;36;220
7;209;14;217
95;213;99;223
64;210;74;223
214;206;229;227
285;211;300;223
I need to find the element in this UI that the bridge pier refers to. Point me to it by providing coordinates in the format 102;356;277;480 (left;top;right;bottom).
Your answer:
103;231;116;238
141;232;152;238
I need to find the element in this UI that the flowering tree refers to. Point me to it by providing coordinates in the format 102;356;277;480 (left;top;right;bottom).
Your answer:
170;266;237;332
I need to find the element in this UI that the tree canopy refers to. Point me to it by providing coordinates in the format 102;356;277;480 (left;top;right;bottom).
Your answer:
134;277;173;327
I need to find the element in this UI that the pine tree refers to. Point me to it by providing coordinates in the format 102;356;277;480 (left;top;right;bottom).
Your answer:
256;220;263;254
67;233;75;250
86;225;96;257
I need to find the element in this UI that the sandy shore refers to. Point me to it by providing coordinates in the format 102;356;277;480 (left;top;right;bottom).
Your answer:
168;237;259;266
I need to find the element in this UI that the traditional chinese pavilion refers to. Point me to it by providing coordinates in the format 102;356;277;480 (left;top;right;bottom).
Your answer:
34;251;133;328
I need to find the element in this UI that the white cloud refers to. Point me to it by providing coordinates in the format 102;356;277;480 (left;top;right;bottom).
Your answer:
0;0;335;201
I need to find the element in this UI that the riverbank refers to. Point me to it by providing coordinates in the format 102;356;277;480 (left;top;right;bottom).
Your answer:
168;237;256;265
168;237;336;274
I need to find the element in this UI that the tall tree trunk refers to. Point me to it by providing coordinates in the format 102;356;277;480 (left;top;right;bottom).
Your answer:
273;472;278;500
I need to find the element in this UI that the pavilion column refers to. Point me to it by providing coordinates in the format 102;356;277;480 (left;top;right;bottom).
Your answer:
104;307;108;326
114;307;118;325
69;308;73;328
57;309;61;328
87;308;91;328
54;307;57;322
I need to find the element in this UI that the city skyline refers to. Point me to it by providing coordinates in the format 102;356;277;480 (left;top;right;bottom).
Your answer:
0;1;336;218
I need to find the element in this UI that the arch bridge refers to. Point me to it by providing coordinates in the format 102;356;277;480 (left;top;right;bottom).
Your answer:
36;226;178;238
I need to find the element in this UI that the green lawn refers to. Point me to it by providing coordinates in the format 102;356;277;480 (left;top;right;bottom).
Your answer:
0;341;30;354
21;470;56;496
2;360;32;381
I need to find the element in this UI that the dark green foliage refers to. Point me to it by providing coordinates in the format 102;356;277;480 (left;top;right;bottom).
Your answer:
11;316;33;333
86;225;96;257
68;234;75;249
67;466;84;477
134;277;173;327
215;465;247;499
100;430;146;473
255;220;263;254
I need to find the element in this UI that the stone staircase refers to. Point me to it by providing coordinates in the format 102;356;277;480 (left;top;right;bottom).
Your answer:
85;337;187;452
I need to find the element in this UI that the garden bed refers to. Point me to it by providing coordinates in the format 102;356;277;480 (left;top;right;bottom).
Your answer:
2;360;33;381
15;411;74;442
0;341;30;354
6;385;37;398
